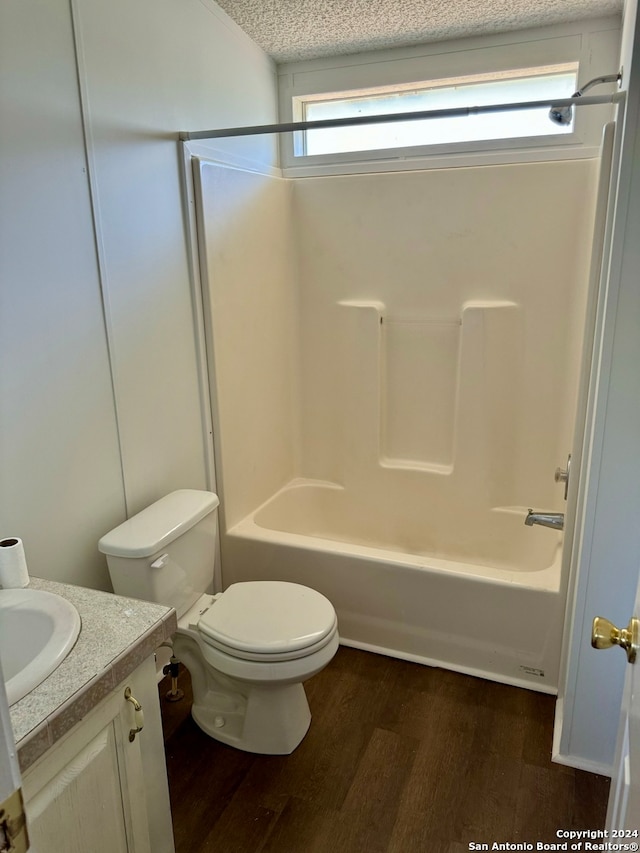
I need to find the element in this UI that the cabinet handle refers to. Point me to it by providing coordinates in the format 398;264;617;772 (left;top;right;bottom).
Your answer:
124;687;145;742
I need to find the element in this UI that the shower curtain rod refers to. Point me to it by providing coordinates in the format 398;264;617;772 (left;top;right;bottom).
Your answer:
179;92;624;141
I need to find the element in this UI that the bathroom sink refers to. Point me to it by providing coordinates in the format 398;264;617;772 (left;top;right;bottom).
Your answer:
0;588;81;706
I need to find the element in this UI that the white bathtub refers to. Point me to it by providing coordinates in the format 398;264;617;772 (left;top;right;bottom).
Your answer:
223;480;565;693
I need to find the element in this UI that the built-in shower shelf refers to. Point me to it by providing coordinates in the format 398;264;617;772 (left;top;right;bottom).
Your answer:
337;298;521;500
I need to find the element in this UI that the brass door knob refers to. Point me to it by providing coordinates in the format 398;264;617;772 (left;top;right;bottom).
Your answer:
592;615;639;663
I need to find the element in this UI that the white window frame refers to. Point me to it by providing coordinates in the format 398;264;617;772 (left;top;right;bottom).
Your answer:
291;63;579;158
277;18;621;176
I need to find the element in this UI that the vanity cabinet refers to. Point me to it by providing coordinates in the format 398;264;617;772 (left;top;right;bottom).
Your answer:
21;655;174;853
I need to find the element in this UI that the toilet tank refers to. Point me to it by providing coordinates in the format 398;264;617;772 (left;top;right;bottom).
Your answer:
98;490;219;618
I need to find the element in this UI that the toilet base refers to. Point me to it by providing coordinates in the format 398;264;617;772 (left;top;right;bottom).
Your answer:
192;681;312;754
173;632;315;755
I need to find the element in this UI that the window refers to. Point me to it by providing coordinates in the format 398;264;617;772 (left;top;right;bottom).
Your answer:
292;63;578;158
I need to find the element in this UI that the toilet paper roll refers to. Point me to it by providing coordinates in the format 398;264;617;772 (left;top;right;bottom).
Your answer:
0;538;30;588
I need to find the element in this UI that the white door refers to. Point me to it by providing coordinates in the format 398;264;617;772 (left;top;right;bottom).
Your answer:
602;562;640;828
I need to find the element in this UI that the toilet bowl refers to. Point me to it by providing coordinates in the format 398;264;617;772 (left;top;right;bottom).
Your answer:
98;490;339;754
174;582;339;753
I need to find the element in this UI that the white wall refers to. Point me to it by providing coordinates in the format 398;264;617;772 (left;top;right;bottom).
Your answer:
0;0;277;589
71;0;278;518
0;0;124;588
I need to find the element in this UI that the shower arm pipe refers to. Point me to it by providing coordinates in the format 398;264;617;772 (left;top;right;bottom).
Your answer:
575;72;623;96
179;92;625;141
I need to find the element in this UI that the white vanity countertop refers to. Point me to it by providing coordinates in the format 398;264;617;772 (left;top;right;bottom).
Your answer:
10;577;177;772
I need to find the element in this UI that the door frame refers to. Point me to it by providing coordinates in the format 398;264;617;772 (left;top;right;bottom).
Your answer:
553;0;640;774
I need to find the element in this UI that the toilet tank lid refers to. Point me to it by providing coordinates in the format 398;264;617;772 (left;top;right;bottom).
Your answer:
98;490;219;558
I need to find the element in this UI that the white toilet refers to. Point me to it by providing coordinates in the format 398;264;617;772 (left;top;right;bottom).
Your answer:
98;489;339;755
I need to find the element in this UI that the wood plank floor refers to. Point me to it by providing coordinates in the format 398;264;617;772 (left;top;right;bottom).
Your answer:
159;647;609;853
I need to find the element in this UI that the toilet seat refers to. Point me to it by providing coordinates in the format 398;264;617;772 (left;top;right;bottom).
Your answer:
197;581;338;662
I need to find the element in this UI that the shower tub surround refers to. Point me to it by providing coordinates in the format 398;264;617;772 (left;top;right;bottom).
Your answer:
195;156;599;694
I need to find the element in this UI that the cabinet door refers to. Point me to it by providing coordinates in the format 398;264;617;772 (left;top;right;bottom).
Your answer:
23;678;153;853
126;656;175;853
24;714;130;853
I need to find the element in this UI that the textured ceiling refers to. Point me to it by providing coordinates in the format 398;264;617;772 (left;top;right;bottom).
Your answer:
215;0;622;63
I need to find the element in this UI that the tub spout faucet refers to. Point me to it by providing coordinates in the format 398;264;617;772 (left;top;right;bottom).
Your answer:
525;510;565;531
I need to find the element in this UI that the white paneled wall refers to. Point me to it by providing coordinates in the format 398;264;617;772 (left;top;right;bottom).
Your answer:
71;0;278;518
0;0;277;588
0;0;123;588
